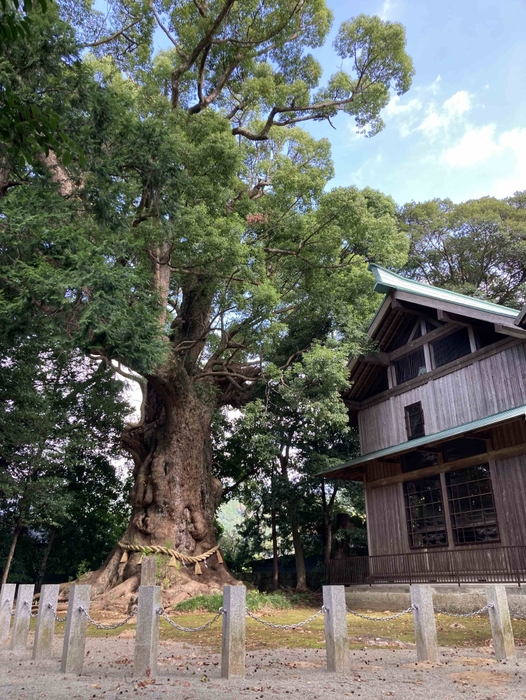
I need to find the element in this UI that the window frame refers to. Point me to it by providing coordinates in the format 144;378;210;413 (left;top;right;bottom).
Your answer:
392;346;428;385
429;326;473;369
404;401;425;440
404;475;448;549
445;464;501;546
402;462;500;550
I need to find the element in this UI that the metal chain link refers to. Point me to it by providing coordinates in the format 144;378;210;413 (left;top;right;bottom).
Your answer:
78;606;137;630
435;603;493;618
46;604;66;623
159;607;224;632
23;600;37;618
246;607;326;630
346;605;416;621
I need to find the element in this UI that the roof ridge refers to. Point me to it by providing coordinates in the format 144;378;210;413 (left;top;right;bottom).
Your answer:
369;264;519;318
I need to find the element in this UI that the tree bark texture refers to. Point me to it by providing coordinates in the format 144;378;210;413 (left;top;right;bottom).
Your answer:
89;368;236;606
1;523;22;585
271;508;279;592
279;453;308;592
38;528;57;590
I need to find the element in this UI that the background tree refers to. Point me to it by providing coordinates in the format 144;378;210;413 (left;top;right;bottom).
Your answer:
215;342;362;590
0;0;84;192
399;193;526;307
0;335;129;584
1;1;412;601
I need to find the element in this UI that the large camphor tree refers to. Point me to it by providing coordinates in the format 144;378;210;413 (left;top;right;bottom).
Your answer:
1;1;412;603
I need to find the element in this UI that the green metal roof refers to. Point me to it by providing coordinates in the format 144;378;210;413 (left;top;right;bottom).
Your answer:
317;403;526;478
369;264;519;319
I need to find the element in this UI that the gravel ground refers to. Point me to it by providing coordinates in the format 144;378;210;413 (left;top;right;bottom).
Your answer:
0;637;524;700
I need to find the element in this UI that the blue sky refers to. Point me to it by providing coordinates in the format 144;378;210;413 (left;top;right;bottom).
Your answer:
304;0;526;205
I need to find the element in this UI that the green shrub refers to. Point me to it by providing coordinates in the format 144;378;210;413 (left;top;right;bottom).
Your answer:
173;590;292;613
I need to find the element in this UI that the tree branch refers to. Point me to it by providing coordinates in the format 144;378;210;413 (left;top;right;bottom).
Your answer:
150;3;188;60
81;19;141;48
192;0;207;18
231;94;360;141
171;0;237;108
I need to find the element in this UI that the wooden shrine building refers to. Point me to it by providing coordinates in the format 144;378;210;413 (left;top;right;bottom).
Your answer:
322;265;526;586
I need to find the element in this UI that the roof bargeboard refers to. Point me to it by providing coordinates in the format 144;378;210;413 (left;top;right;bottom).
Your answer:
370;265;519;321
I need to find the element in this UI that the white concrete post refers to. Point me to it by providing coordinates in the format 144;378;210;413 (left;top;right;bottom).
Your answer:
486;585;516;660
61;585;91;674
221;585;246;679
134;586;161;677
140;556;157;587
410;585;439;662
10;584;34;651
33;584;60;660
323;586;349;673
0;583;16;645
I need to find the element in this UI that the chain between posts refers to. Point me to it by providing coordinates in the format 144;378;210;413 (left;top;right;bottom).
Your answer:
435;603;494;618
246;607;326;629
23;600;37;618
346;605;416;621
78;606;137;630
158;607;224;632
46;604;67;623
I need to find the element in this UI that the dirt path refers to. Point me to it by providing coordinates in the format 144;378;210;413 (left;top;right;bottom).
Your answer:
0;637;524;700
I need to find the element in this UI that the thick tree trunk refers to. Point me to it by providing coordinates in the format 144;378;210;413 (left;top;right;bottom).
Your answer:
321;481;337;580
38;528;57;590
88;372;237;607
279;451;308;592
291;516;308;592
271;508;279;591
324;525;332;580
1;523;22;585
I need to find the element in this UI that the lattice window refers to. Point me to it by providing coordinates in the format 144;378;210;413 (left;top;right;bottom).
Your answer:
446;465;500;545
387;314;419;351
404;476;447;548
361;366;389;400
405;401;425;440
431;327;471;368
393;347;427;384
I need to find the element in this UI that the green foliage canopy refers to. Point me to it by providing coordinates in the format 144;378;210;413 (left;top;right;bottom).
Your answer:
399;193;526;307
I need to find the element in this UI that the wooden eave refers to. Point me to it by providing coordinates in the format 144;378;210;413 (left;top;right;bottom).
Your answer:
346;288;525;404
317;404;526;481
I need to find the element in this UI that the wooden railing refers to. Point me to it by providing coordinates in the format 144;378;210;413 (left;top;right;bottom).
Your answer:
330;545;526;586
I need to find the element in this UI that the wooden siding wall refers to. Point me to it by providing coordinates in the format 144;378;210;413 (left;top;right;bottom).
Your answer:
491;420;526;450
358;343;526;454
365;483;408;556
491;455;526;547
365;453;526;556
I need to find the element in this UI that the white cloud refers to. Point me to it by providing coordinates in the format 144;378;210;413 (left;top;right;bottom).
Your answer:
417;90;473;139
427;75;442;96
384;96;422;137
441;124;498;167
381;77;451;139
443;90;471;117
379;0;395;20
343;75;525;202
441;125;526;196
385;96;422;117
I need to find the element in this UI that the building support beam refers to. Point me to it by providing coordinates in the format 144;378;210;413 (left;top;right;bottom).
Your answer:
367;441;526;490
